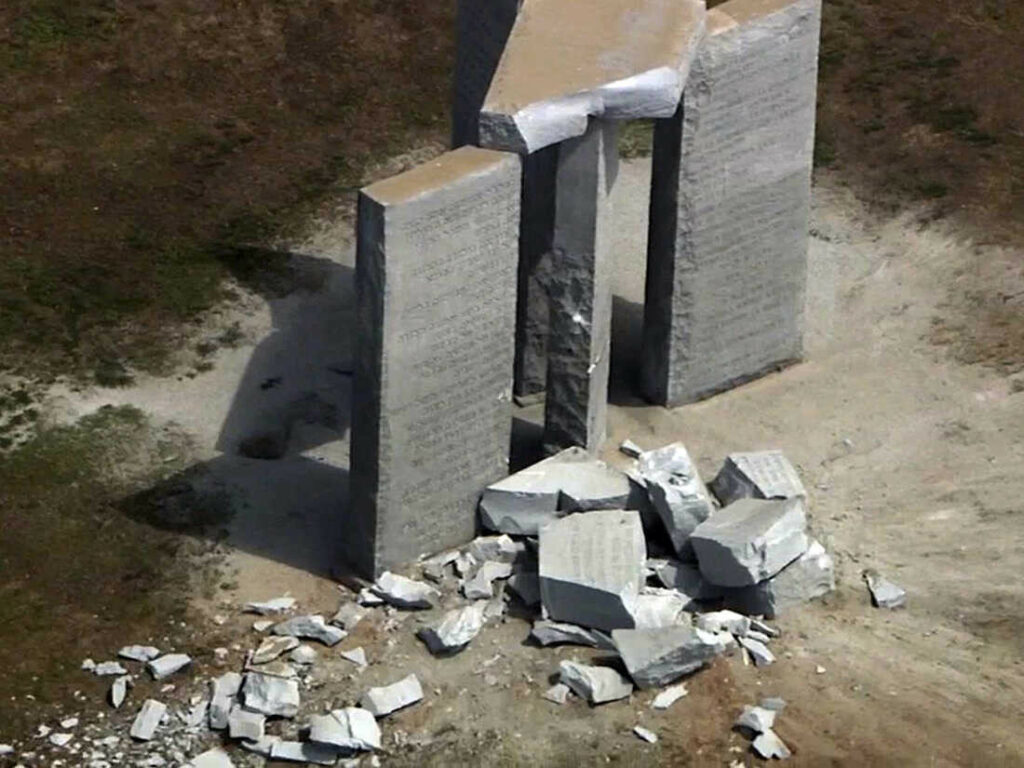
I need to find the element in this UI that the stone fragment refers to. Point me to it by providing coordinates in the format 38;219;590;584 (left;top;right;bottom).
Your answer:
269;741;338;765
243;597;296;615
695;610;751;637
691;498;809;587
750;618;780;637
340;647;368;668
253;620;274;632
209;673;243;730
242;672;300;718
530;620;610;648
240;736;279;757
636;443;715;557
752;729;792;760
184;748;235;768
629;588;689;629
466;535;523;564
462;561;513;599
330;603;367;630
184;698;208;728
420;550;459;582
735;705;776;734
109;675;131;709
620;439;643;459
558;660;633;705
419;603;487;655
251;636;300;665
612;626;724;688
721;538;834;618
710;451;807;506
347;147;520;577
118;646;161;663
257;660;298;679
271;615;347;646
129;700;166;741
370;573;439;610
309;708;381;752
542;682;572;704
454;552;478;578
289;645;317;665
863;569;907;609
737;636;775;667
633;725;658;744
507;572;541;608
358;588;385;607
539;509;645;631
49;732;73;747
81;658;96;671
655;560;724;606
761;697;787;712
651;683;688;710
147;653;191;680
228;708;265;741
359;674;424;717
0;744;13;756
94;661;128;676
747;630;771;643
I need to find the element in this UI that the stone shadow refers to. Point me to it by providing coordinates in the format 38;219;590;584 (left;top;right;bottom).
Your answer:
609;294;647;406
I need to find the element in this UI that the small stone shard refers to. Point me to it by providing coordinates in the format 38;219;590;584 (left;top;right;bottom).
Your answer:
737;636;775;667
81;658;96;671
691;498;809;587
129;700;166;741
761;697;787;712
530;620;610;648
371;572;439;610
330;603;367;630
253;620;274;632
49;732;73;747
863;569;907;609
147;653;191;680
289;645;318;665
94;661;128;676
462;561;513;599
629;588;688;629
184;698;209;728
752;729;792;760
271;615;347;646
721;539;835;618
636;443;715;558
209;672;243;730
358;587;385;606
466;534;524;564
710;451;806;507
419;603;487;654
558;660;633;705
340;647;368;668
184;748;235;768
242;672;300;718
454;552;478;578
613;626;725;688
251;636;300;664
309;708;381;752
619;439;643;458
118;646;161;663
228;708;265;741
696;610;751;637
654;559;724;606
651;683;688;710
269;741;338;765
633;725;658;744
359;674;424;717
507;572;542;607
420;549;460;582
735;705;776;734
244;596;296;615
109;674;132;709
542;682;572;704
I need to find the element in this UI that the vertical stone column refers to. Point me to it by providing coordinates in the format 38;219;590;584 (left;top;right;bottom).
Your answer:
641;0;822;406
543;118;619;454
348;147;521;578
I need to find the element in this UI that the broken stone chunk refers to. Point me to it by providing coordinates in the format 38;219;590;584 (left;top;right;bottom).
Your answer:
752;729;792;760
863;569;907;609
269;741;338;765
629;588;688;629
289;645;317;665
228;708;265;741
330;603;367;631
109;674;132;709
710;451;806;507
253;620;274;632
735;705;776;734
737;636;775;667
209;672;243;730
184;698;209;728
49;732;73;747
542;682;572;704
340;647;368;668
462;561;513;600
371;572;439;610
271;615;346;646
242;672;300;718
695;610;751;637
558;660;633;704
418;603;487;655
721;539;835;618
244;597;296;615
633;725;658;743
636;443;715;558
454;551;478;578
613;626;725;689
420;549;460;582
654;559;724;606
530;620;611;648
466;534;524;564
539;509;645;631
147;653;191;680
309;708;381;752
130;699;166;741
251;636;300;665
118;646;161;663
94;661;129;676
358;587;385;606
359;674;423;717
651;683;688;710
257;660;298;679
184;748;235;768
507;572;541;607
620;439;643;458
691;498;809;587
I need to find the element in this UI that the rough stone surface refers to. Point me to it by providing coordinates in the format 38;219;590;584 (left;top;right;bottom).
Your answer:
348;147;521;577
418;603;487;654
242;672;300;718
228;708;265;741
109;674;131;709
539;509;645;631
467;534;525;564
636;442;715;557
613;626;724;688
479;0;706;152
641;0;821;406
118;645;161;662
864;569;907;609
184;748;235;768
209;672;242;730
360;674;424;717
634;725;659;743
651;683;688;710
372;573;440;609
530;620;610;648
721;538;835;617
330;603;367;630
710;450;807;506
340;647;368;668
696;610;751;636
309;708;381;752
691;497;809;587
269;741;338;765
146;653;191;680
507;572;542;607
252;636;300;665
129;699;166;741
629;588;689;629
244;597;296;615
738;635;775;666
559;660;633;704
542;682;572;704
462;561;513;600
271;615;346;646
94;661;128;676
289;645;318;665
752;729;792;759
420;550;460;582
655;559;725;606
736;704;776;734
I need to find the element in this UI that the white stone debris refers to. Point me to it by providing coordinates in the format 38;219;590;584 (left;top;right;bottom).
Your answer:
454;551;478;578
0;744;13;756
359;674;423;717
629;587;689;629
737;636;776;667
462;560;514;599
507;571;541;607
633;725;658;744
228;708;265;741
635;443;715;558
340;647;368;668
358;587;385;606
244;597;296;615
184;748;235;768
48;732;73;747
242;672;300;718
240;735;279;757
736;705;776;734
309;708;382;752
748;630;771;643
863;569;907;609
530;620;611;648
81;658;96;672
271;615;347;646
620;439;643;458
129;700;166;741
289;645;318;665
710;451;807;506
252;620;274;632
750;618;780;637
655;559;724;606
118;646;160;663
484;592;507;621
269;740;338;765
539;509;646;631
613;626;726;688
722;539;835;618
559;660;633;704
109;675;131;709
59;716;78;729
146;653;191;680
93;661;128;676
37;722;52;736
209;672;242;729
542;682;572;704
696;610;751;637
752;729;792;760
691;497;809;587
651;683;689;710
330;603;367;630
418;603;487;655
467;534;524;564
251;636;300;664
420;549;460;582
184;698;209;728
256;660;298;678
371;572;439;610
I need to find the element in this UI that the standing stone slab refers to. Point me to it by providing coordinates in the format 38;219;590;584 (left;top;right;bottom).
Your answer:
642;0;822;406
349;147;521;577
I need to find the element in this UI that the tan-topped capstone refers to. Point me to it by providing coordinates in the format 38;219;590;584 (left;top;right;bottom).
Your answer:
478;0;707;153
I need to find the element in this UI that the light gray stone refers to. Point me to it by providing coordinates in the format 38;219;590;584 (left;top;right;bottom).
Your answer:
418;603;487;655
340;647;368;668
641;0;821;406
620;439;643;458
253;620;274;632
466;534;524;564
271;615;347;646
696;610;751;637
655;559;724;606
542;682;572;704
251;636;300;665
736;704;776;734
530;620;610;649
507;571;541;607
737;636;775;666
691;497;809;587
371;573;440;610
420;550;459;582
864;569;907;609
454;551;479;578
242;672;300;718
633;725;658;744
146;653;191;680
359;674;423;717
629;588;689;629
761;696;787;712
710;451;807;506
241;735;279;757
612;626;724;689
721;538;835;618
209;672;242;730
252;660;298;679
269;741;338;765
462;561;513;599
48;732;73;747
330;603;367;630
94;661;128;676
539;509;646;631
289;645;317;665
118;646;160;663
651;683;688;710
358;588;385;606
558;660;633;704
752;729;792;760
183;698;208;728
109;675;131;709
636;443;715;557
228;708;265;741
243;597;296;615
184;748;235;768
309;708;381;752
348;147;521;577
129;700;166;741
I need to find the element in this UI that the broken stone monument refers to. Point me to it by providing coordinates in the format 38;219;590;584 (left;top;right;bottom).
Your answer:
348;146;521;577
641;0;822;406
634;442;715;557
612;626;723;688
710;450;807;506
721;538;834;617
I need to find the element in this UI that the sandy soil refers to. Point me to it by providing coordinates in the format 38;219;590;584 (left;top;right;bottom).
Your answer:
39;158;1024;766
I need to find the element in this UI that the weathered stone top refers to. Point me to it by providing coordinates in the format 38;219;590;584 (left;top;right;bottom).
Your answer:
361;146;517;206
479;0;706;153
708;0;806;32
